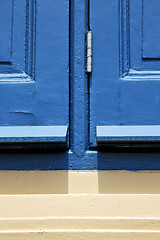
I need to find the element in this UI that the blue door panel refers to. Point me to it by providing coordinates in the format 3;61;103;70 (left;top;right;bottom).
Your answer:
0;0;69;146
90;0;119;146
0;83;35;125
120;80;160;125
143;0;160;58
0;1;12;62
129;0;160;71
90;0;160;146
35;0;69;125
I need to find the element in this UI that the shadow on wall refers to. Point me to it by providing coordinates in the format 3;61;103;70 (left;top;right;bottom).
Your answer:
0;151;69;194
97;150;160;171
97;150;160;194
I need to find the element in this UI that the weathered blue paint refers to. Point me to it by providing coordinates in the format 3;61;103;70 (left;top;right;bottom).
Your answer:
90;0;160;146
0;0;69;127
69;0;89;156
0;0;160;170
1;150;160;171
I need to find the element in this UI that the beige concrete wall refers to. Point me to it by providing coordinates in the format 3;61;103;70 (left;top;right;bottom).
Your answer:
0;170;160;194
0;171;160;239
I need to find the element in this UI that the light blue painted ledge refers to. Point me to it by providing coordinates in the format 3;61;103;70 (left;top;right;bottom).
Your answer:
0;126;68;150
96;126;160;145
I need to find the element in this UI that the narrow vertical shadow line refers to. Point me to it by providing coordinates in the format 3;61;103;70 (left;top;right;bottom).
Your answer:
87;0;91;149
88;0;90;31
69;0;74;149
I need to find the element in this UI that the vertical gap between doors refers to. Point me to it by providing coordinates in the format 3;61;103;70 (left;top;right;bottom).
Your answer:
87;0;91;149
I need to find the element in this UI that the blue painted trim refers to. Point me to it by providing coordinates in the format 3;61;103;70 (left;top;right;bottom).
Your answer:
69;0;89;155
97;126;160;143
1;1;160;171
0;126;68;148
1;150;160;171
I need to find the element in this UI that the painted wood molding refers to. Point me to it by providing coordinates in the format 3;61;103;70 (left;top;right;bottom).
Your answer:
0;126;69;150
96;126;160;147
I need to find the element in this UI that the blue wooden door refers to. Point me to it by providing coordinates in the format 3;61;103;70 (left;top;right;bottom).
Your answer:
0;0;69;148
90;0;160;146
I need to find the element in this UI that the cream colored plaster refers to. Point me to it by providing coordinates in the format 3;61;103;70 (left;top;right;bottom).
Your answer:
68;171;98;194
0;194;160;239
0;170;160;194
0;194;160;218
0;230;160;240
1;217;160;231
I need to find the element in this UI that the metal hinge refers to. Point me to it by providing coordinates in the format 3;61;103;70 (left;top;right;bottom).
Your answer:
86;31;92;74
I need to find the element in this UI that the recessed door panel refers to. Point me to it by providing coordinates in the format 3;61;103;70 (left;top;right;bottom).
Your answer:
0;0;12;62
90;0;160;146
0;0;69;148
